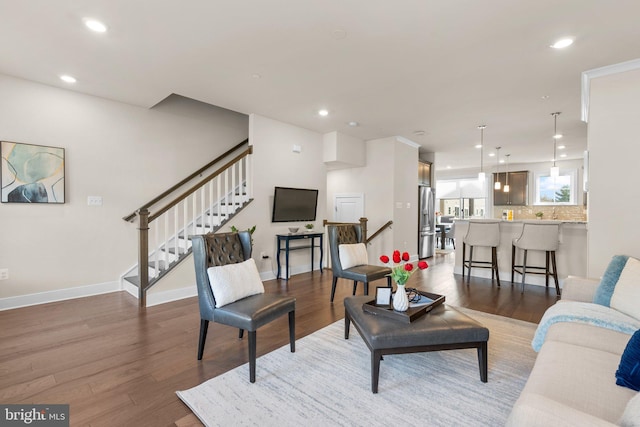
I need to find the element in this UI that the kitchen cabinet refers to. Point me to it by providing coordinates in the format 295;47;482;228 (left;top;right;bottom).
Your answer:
493;171;528;205
418;161;432;186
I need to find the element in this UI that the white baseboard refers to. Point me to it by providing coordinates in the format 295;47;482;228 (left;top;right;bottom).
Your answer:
145;285;198;307
0;281;120;311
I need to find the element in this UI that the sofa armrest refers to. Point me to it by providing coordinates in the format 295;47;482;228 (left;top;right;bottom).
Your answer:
561;275;600;302
506;394;618;427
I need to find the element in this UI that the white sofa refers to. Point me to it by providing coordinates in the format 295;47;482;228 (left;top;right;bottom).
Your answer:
506;276;640;426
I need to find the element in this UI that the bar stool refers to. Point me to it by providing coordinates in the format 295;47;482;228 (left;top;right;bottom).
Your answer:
511;221;561;295
462;220;501;286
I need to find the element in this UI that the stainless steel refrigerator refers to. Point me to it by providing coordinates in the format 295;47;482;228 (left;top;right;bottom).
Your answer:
418;186;435;258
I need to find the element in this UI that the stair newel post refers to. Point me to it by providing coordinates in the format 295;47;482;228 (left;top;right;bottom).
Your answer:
137;208;150;308
359;217;368;242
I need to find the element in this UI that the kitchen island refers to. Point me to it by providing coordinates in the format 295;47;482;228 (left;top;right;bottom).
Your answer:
453;220;588;290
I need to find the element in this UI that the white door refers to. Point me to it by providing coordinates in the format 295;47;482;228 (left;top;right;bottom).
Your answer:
334;194;364;222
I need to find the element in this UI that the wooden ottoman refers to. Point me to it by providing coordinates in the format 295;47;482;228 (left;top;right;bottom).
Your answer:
344;295;490;393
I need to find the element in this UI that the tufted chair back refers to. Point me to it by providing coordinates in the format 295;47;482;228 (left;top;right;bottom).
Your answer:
328;224;363;275
192;231;252;320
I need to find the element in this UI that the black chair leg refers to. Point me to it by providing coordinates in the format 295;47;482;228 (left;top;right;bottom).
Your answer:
249;330;257;383
462;243;466;279
352;280;358;296
387;276;392;288
289;310;296;353
239;329;244;339
468;246;474;282
545;251;550;288
493;246;500;286
364;282;369;295
330;276;338;302
521;250;528;293
511;244;516;283
198;319;209;360
551;251;560;296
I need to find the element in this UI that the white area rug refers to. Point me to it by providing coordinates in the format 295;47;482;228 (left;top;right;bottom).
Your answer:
177;308;537;427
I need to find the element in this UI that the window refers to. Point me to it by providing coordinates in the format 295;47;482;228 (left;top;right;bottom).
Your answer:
436;178;487;219
534;169;577;205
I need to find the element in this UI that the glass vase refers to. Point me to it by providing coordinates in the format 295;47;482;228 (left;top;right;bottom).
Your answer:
393;283;409;312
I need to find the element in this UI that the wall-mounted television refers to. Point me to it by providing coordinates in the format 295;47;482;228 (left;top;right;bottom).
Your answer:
271;186;319;223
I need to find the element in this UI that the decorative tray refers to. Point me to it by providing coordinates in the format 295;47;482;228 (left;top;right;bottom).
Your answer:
362;290;445;323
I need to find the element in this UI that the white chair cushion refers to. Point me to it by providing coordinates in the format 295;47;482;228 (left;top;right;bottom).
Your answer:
339;243;368;269
611;257;640;321
207;258;264;308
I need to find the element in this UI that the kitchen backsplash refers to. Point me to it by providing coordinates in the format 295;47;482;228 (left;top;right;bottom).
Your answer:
492;205;587;221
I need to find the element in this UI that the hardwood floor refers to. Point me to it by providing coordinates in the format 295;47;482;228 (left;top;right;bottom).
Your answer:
0;252;558;426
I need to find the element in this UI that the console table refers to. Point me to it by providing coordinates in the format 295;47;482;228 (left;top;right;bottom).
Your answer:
276;232;324;280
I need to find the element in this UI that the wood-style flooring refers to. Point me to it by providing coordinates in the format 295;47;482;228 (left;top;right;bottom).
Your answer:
0;252;558;426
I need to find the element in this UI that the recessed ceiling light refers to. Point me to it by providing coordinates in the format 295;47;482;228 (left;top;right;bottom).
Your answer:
84;18;108;33
550;38;573;49
446;165;452;169
60;75;77;83
347;121;359;127
318;109;329;117
553;133;563;139
488;153;495;157
558;145;566;149
560;153;567;158
251;73;261;79
475;144;482;149
541;95;550;100
413;130;425;136
499;159;505;164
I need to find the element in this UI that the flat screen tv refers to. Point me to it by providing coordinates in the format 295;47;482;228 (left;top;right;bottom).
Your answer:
271;186;319;223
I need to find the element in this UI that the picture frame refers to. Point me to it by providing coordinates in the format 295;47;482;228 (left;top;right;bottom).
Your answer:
1;140;65;204
374;286;392;307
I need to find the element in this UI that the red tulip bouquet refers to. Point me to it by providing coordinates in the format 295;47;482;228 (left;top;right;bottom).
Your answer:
379;250;428;286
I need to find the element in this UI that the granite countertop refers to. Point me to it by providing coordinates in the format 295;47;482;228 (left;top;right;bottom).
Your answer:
454;219;587;224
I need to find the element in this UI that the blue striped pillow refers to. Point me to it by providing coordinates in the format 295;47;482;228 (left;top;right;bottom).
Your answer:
593;255;629;306
616;329;640;391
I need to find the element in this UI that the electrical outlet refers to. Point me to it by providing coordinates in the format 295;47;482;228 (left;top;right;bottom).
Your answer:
0;268;8;280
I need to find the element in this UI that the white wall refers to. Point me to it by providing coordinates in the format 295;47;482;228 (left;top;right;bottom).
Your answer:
326;136;419;260
587;67;640;276
247;114;327;278
0;74;248;303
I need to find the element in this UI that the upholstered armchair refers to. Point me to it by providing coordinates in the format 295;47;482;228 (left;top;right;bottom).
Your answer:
192;231;296;383
327;224;392;302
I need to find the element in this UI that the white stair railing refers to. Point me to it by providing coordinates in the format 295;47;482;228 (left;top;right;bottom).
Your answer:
127;145;253;306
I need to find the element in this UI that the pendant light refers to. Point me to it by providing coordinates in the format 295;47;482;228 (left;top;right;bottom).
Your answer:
503;154;510;193
550;112;561;178
494;147;502;190
477;125;486;182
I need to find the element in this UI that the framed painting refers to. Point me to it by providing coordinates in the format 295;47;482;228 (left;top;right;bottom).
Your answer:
1;141;65;204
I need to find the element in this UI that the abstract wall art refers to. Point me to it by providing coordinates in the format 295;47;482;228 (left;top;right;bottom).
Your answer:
1;141;65;204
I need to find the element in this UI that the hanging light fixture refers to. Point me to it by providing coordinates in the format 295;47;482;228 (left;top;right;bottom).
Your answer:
477;125;486;182
550;112;561;178
494;146;502;190
503;154;510;193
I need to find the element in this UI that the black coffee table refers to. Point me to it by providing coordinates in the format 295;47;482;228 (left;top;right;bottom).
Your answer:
344;295;489;393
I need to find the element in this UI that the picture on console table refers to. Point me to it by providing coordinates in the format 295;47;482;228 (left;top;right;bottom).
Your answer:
1;140;65;204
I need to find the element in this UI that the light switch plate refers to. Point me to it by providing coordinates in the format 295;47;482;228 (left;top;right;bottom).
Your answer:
87;196;103;206
0;268;8;280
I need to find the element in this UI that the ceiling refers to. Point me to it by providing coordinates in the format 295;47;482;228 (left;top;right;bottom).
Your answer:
1;1;640;171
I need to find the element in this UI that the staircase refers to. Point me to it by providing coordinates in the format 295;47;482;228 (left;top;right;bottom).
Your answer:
122;141;253;307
